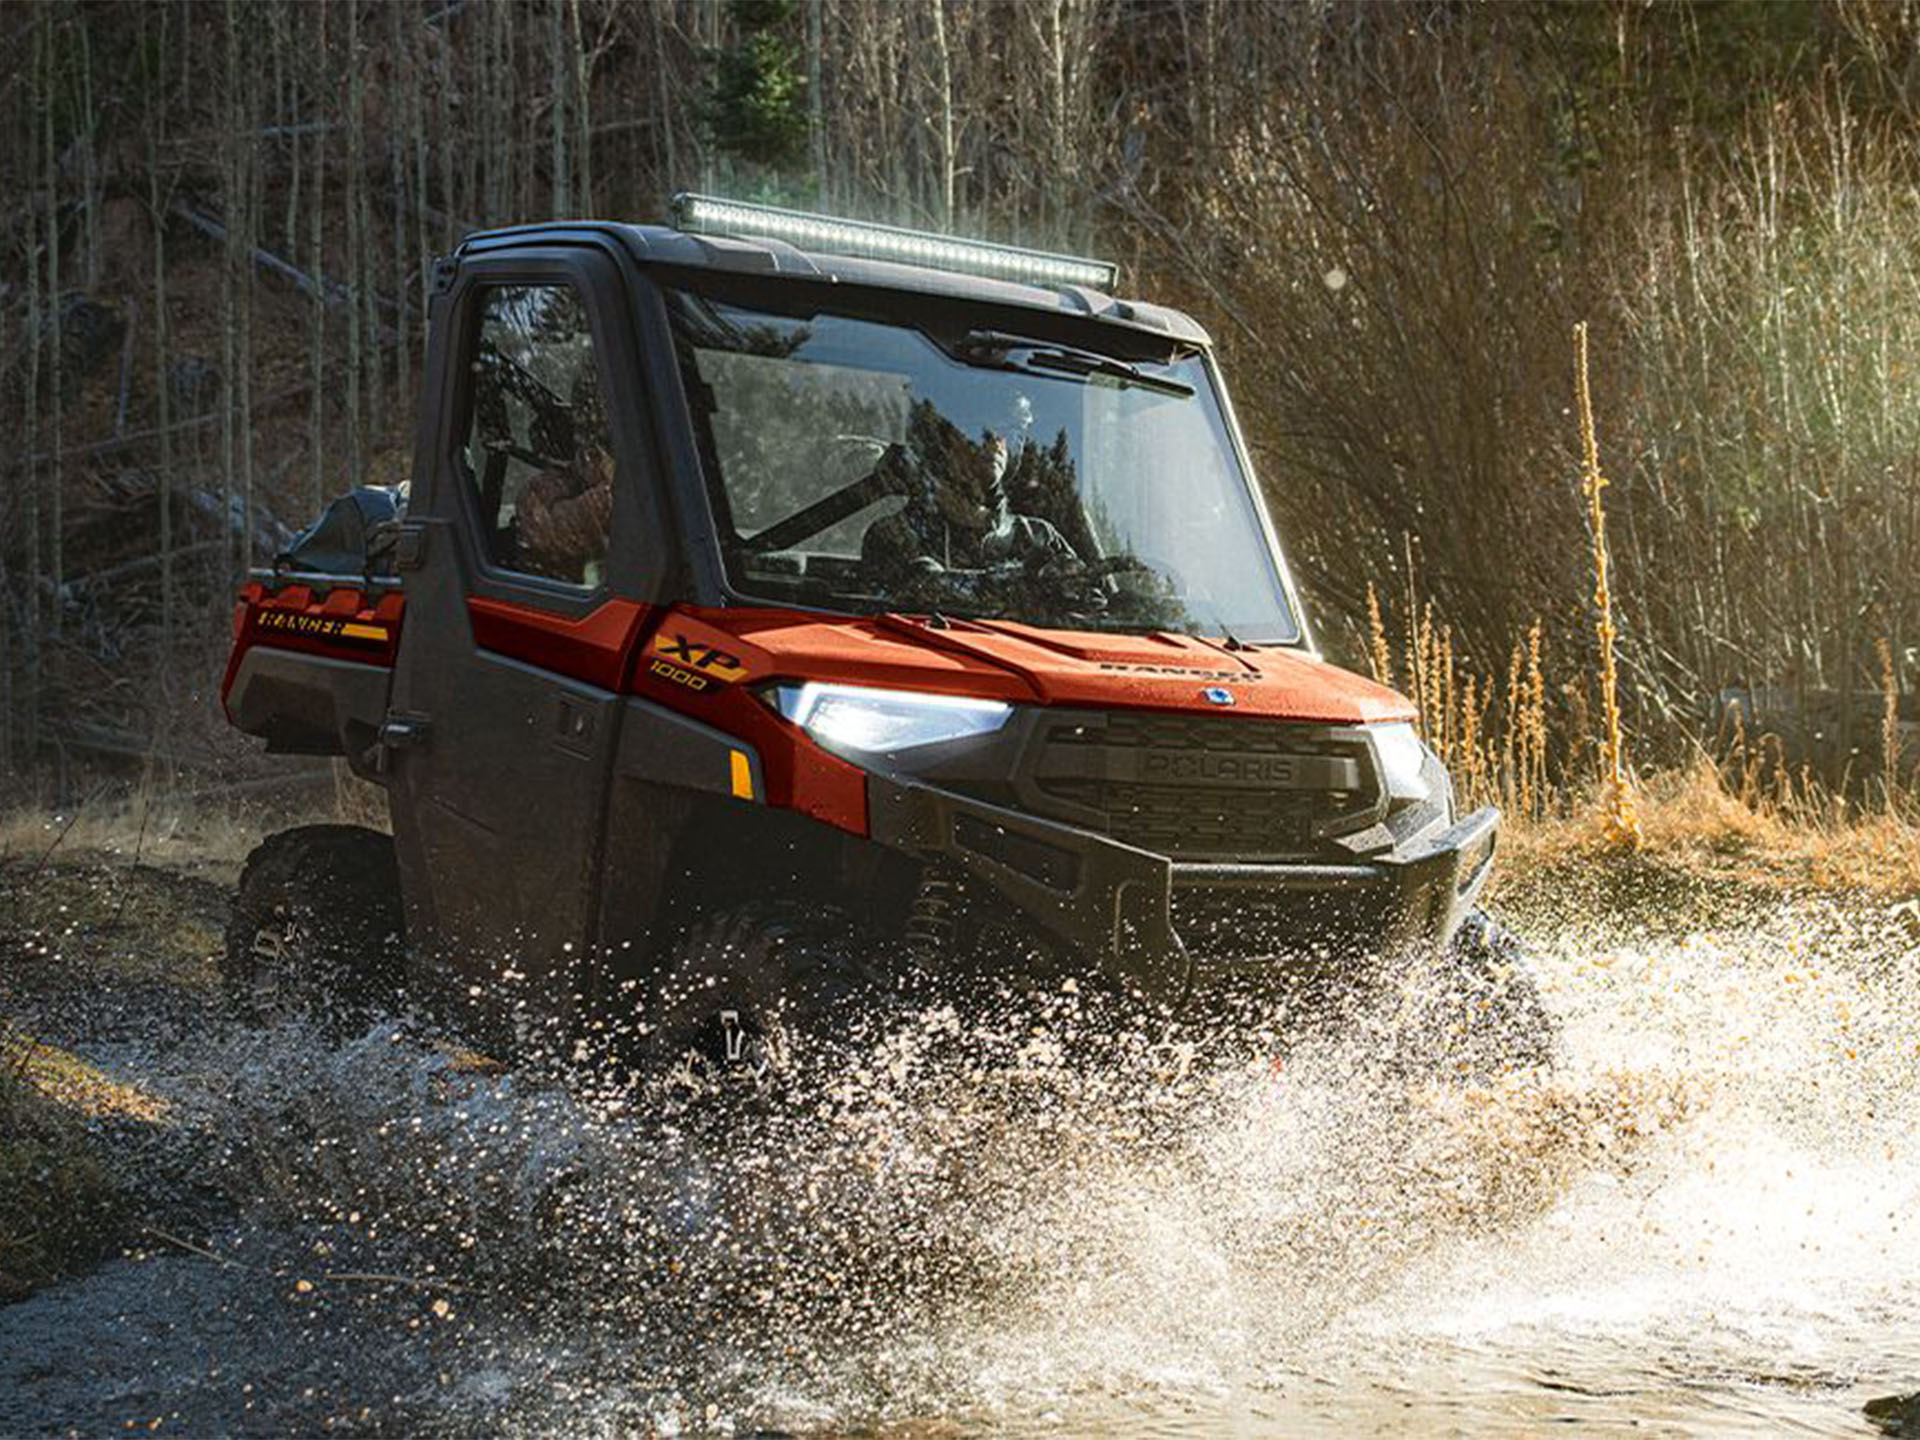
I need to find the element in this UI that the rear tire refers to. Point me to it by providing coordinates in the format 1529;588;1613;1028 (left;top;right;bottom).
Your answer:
223;825;405;1034
647;900;898;1086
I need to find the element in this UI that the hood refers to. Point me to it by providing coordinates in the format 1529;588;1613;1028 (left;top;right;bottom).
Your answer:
644;606;1415;725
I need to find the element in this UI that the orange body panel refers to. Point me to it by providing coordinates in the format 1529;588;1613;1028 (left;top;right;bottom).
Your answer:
220;581;406;718
225;580;1410;842
467;595;650;692
635;606;1415;725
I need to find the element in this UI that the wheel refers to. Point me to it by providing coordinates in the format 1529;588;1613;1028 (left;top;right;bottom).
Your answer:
223;825;405;1033
647;900;897;1086
1433;906;1560;1074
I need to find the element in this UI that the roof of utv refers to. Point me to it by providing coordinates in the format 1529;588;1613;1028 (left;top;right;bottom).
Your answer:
455;220;1213;348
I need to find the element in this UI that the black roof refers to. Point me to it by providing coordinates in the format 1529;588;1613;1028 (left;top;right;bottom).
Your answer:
456;220;1212;348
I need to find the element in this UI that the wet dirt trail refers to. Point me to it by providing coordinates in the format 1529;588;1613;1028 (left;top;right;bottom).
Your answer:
3;862;1917;1437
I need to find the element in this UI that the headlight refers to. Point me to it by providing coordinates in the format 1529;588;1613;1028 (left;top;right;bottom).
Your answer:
772;682;1012;757
1368;721;1433;803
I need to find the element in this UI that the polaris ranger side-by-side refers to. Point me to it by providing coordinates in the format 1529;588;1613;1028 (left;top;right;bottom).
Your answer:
221;195;1544;1068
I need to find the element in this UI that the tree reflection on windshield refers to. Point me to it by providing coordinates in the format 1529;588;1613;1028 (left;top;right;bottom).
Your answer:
668;287;1300;642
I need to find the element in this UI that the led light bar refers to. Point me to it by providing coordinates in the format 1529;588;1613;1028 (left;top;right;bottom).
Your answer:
671;192;1119;292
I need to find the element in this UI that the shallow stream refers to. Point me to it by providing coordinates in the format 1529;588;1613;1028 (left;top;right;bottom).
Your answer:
3;882;1916;1436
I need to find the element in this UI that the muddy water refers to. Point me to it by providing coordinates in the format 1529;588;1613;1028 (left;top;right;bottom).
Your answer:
3;889;1917;1437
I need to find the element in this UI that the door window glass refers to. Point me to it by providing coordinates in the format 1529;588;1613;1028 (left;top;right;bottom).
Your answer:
463;284;616;587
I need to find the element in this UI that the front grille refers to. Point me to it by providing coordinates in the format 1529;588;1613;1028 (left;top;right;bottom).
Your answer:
1027;715;1379;862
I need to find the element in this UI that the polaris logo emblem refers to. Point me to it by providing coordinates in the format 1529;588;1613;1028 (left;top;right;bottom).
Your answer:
1140;752;1302;785
1202;686;1235;707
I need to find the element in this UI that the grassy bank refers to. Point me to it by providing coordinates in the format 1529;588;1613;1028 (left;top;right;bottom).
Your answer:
1497;756;1920;902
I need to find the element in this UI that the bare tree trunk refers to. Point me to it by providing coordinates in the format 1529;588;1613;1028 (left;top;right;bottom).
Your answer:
77;4;101;291
142;3;175;645
808;0;826;203
389;0;411;410
413;12;433;356
275;1;295;254
239;4;259;574
44;18;64;642
24;27;43;756
358;3;382;451
550;0;570;214
570;0;594;214
308;0;327;509
442;7;463;236
346;0;364;482
0;281;11;766
928;0;955;226
218;0;241;580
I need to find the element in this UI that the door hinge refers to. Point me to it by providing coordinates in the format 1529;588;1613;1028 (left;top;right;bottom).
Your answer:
395;524;429;572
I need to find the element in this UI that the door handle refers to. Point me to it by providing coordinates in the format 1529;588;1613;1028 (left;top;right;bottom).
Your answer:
379;712;432;749
555;696;596;744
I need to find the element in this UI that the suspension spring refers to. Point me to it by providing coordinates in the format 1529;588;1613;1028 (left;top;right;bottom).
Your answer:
905;867;967;958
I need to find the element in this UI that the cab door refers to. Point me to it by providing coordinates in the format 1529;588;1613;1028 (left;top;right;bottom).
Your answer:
385;247;661;1052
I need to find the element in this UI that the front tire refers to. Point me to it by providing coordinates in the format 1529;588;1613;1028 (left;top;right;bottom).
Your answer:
223;825;405;1033
1435;907;1559;1073
647;900;896;1086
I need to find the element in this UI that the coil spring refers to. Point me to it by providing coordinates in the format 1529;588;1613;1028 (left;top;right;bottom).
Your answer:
905;868;966;958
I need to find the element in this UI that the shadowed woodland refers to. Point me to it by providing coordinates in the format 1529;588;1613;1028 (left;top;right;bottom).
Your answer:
2;0;1917;799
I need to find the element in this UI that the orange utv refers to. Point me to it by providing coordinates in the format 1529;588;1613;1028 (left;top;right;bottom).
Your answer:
219;196;1548;1071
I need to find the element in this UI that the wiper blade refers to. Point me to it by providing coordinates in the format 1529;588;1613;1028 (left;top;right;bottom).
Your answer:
1023;349;1195;396
956;330;1194;397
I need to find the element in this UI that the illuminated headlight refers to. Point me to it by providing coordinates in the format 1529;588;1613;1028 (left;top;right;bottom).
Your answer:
1368;721;1433;803
672;192;1119;291
772;682;1012;757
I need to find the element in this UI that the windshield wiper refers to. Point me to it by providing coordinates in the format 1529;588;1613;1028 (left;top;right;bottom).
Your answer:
956;330;1194;397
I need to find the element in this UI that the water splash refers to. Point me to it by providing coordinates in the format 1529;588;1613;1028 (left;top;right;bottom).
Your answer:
5;888;1917;1436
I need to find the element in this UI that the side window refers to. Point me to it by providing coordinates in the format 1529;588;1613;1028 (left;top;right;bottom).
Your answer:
463;284;617;587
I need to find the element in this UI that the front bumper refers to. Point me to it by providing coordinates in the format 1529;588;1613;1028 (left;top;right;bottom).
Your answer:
868;774;1498;998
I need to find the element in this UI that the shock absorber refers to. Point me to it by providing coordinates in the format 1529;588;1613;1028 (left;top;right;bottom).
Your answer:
904;866;967;960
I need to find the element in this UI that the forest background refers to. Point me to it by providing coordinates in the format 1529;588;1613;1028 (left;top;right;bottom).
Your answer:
2;0;1917;809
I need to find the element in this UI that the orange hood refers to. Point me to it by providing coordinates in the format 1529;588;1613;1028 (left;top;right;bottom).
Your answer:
645;606;1415;724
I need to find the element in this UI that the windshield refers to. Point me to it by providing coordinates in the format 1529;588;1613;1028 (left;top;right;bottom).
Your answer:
665;285;1301;642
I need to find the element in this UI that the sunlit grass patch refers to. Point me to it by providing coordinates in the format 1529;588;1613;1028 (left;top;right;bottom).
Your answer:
0;855;223;986
0;1030;126;1301
12;1033;172;1126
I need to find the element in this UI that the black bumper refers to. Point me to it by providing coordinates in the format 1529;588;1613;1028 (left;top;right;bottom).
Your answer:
867;774;1499;998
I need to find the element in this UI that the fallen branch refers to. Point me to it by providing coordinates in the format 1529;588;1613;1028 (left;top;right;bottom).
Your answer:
143;1227;470;1293
170;203;357;312
143;1225;237;1268
3;379;313;475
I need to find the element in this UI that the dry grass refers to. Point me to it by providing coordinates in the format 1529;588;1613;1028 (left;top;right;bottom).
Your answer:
1572;320;1641;851
0;762;390;885
1500;756;1920;899
0;789;267;882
